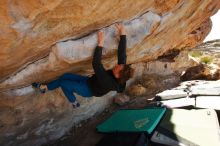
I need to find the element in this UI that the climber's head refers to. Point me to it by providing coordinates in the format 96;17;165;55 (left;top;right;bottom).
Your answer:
113;64;134;84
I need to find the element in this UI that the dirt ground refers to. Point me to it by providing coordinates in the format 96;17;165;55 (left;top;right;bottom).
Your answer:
42;93;157;146
42;96;220;146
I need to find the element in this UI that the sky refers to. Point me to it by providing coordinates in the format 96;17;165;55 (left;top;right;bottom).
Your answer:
204;10;220;41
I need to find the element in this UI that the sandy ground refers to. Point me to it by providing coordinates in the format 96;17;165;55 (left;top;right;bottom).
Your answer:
42;93;157;146
42;94;220;146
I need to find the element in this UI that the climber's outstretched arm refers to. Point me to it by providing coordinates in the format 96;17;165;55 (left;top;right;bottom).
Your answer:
115;23;127;65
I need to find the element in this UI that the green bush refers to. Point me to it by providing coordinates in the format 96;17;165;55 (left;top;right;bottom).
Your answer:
200;56;214;64
189;51;203;58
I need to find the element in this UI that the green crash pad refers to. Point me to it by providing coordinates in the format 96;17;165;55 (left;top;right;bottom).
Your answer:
96;107;166;134
156;109;220;146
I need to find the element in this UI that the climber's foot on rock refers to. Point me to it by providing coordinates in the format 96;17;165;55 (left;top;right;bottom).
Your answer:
72;101;80;109
32;83;47;93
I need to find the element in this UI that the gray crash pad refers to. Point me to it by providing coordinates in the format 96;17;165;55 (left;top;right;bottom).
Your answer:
153;109;220;146
196;96;220;110
190;81;220;95
155;89;188;101
159;97;195;108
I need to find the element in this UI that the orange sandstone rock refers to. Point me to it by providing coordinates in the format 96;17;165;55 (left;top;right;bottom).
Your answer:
0;0;219;91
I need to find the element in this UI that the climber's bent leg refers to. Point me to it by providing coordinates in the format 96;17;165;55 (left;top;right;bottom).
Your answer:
47;78;61;90
60;78;93;99
47;73;88;90
61;86;77;103
60;73;88;82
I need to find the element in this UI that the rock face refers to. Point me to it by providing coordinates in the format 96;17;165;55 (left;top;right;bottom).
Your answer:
0;1;220;146
1;0;220;90
126;49;197;97
181;39;220;81
180;64;220;81
0;87;116;146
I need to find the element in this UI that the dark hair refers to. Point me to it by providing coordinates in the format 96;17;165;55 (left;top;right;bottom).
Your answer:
117;65;134;84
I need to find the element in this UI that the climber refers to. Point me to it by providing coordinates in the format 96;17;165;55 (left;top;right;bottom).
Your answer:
32;23;134;108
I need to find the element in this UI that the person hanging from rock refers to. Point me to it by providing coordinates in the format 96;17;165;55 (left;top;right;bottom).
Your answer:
32;23;134;108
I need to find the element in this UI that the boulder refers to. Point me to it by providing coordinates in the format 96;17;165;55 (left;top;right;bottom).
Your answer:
1;0;219;90
0;1;220;146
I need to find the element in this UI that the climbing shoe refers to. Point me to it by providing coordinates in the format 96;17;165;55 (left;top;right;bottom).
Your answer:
32;83;46;93
72;101;80;109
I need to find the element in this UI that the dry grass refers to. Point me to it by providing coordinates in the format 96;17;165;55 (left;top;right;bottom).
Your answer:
189;51;203;58
213;43;220;47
